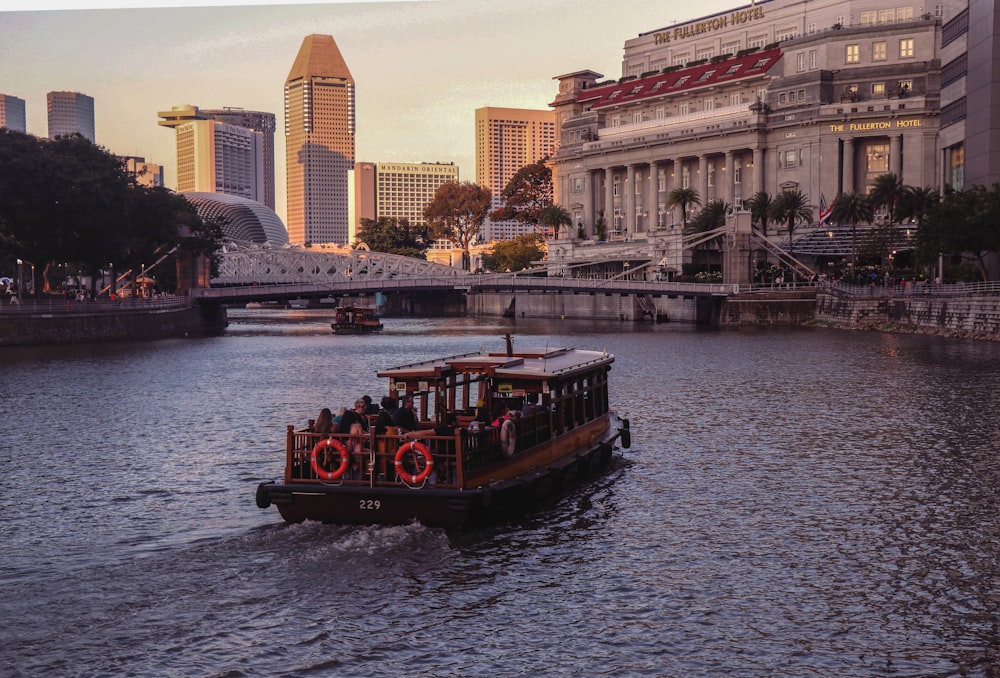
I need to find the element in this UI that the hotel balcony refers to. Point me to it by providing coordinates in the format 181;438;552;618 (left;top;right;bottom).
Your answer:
583;103;763;152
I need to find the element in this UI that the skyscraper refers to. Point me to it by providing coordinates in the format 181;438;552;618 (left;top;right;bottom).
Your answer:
0;93;26;133
158;104;276;209
284;34;356;245
47;91;95;142
355;161;459;228
475;106;557;240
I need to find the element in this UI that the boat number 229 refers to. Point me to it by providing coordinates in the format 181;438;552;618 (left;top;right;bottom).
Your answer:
360;499;381;511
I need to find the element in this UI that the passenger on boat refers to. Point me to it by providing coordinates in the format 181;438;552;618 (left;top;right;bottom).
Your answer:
312;408;334;437
474;399;491;427
521;393;538;417
374;396;397;435
332;407;345;427
339;399;371;476
362;395;379;416
392;395;419;433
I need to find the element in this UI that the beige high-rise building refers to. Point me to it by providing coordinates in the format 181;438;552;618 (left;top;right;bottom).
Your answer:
284;34;356;245
475;106;557;240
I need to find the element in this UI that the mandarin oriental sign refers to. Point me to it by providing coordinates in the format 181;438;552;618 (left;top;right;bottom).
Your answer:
653;7;765;44
828;118;923;132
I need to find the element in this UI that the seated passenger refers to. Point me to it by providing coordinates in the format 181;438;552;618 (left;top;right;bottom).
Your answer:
393;395;419;433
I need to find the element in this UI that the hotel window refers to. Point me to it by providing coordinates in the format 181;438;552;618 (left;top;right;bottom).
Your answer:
879;8;895;23
935;4;943;17
730;93;742;106
722;41;740;55
776;28;797;41
807;22;816;34
656;106;667;119
899;38;914;57
704;97;715;110
798;89;806;100
707;162;715;187
872;82;886;96
613;177;620;196
784;150;798;168
679;102;690;115
633;111;643;124
734;162;742;184
749;35;766;49
658;169;667;192
836;15;845;26
681;166;691;189
897;7;913;21
697;70;717;82
789;91;797;103
779;92;787;104
861;10;877;25
846;44;860;63
572;177;583;192
873;41;887;61
697;48;715;60
635;172;642;194
724;63;742;76
673;75;691;88
797;53;806;71
809;50;818;69
611;115;621;127
673;54;689;66
898;79;913;91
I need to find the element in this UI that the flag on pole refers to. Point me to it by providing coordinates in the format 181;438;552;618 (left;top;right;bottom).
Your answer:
819;193;835;224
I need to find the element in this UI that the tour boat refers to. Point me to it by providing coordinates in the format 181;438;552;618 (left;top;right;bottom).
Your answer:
255;337;631;529
331;306;383;334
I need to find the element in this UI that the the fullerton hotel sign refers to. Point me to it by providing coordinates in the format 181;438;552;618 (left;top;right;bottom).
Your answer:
653;7;766;44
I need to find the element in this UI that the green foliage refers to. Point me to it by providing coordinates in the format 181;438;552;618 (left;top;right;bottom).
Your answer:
481;233;545;272
0;129;220;294
920;184;1000;281
868;173;904;224
491;161;553;229
595;211;608;240
666;187;701;229
745;190;774;235
690;199;729;232
355;217;429;259
769;189;814;262
423;181;491;270
830;191;874;266
538;204;572;239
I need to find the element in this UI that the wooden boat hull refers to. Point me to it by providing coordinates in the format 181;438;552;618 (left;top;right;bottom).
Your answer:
256;439;616;529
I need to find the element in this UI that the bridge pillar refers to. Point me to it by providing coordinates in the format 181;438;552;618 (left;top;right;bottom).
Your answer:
723;212;753;287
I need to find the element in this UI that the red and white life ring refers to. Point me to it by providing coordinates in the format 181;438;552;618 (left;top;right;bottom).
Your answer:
394;441;434;485
311;438;350;480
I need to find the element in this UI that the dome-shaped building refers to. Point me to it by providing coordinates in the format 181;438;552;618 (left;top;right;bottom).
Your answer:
182;192;289;245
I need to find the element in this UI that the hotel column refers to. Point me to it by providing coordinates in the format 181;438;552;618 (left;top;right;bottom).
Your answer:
842;139;855;194
724;151;735;205
604;167;615;234
582;170;595;237
625;164;637;237
752;148;764;194
698;155;708;206
671;158;683;228
890;134;902;179
648;161;661;231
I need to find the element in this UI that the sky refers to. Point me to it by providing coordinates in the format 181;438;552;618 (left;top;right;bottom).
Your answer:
0;0;735;223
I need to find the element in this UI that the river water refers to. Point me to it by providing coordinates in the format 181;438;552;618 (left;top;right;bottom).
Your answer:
2;310;999;677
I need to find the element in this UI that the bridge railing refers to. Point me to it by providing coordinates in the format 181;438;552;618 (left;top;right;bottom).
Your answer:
0;295;193;315
823;279;1000;298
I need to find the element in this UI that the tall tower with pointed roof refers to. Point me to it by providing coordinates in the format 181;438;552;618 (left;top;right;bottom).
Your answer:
284;34;356;245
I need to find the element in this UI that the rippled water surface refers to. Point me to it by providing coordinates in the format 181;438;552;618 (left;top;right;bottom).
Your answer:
2;311;999;676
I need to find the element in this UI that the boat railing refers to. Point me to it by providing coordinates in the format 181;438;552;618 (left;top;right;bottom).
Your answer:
287;425;509;488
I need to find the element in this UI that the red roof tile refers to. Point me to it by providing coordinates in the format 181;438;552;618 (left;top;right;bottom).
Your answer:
580;48;782;109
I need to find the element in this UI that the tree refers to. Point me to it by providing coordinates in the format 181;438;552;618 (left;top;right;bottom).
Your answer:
594;211;608;241
423;181;491;270
899;185;939;227
869;172;905;224
666;187;701;229
689;199;730;271
919;185;1000;281
355;217;429;259
830;191;874;269
745;190;774;235
490;160;552;233
538;204;572;240
481;233;546;272
769;189;814;270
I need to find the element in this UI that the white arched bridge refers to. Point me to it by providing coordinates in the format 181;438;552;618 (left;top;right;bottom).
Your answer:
191;241;741;304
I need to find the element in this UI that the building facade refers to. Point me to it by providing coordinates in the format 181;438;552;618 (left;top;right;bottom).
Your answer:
284;34;356;245
0;94;26;133
121;156;165;188
355;161;459;228
47;91;95;142
170;120;265;202
201;108;277;210
475;106;557;241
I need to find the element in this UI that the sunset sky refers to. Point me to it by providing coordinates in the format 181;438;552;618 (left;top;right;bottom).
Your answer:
1;0;733;222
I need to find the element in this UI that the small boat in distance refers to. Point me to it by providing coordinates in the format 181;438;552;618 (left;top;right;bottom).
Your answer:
255;335;631;529
331;306;383;334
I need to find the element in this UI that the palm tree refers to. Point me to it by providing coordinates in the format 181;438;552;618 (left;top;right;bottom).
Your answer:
690;199;730;272
666;187;701;230
869;173;905;225
769;189;814;273
829;191;874;268
538;203;572;240
745;190;774;235
899;185;939;227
